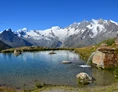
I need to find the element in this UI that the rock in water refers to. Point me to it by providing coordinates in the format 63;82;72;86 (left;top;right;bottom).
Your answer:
14;50;22;56
76;72;93;84
49;51;56;55
79;65;91;67
62;60;72;64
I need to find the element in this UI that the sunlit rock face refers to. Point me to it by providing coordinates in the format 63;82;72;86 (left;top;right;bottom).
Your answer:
92;47;118;68
92;51;105;68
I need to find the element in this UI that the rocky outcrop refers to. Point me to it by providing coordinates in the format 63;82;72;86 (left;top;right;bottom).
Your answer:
76;72;93;84
92;47;118;68
92;51;105;68
14;50;22;56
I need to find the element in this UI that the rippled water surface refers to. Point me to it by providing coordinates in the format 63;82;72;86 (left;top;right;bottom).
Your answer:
0;50;115;89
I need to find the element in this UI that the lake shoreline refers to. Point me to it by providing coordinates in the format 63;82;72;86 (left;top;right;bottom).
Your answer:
1;82;118;92
30;83;118;92
0;46;74;53
0;47;118;92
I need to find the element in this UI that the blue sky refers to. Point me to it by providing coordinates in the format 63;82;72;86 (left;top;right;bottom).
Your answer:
0;0;118;31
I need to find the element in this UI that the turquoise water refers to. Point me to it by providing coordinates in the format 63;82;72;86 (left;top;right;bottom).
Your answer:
0;50;115;89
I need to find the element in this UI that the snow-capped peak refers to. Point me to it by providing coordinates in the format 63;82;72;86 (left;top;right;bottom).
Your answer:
110;20;118;25
17;28;28;32
15;19;118;43
22;28;28;31
87;19;105;38
15;28;29;37
69;22;80;28
51;26;60;30
91;19;99;24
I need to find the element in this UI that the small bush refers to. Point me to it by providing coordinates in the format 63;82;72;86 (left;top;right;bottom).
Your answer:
105;39;115;46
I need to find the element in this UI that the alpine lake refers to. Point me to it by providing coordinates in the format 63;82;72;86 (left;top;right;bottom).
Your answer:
0;50;116;90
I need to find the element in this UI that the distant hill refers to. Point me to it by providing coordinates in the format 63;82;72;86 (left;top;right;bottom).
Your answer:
0;40;11;50
0;29;32;47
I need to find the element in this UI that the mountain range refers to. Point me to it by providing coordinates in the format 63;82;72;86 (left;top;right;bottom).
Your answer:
0;19;118;48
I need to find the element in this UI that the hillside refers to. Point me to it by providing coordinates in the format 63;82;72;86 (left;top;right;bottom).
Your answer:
0;40;11;50
0;29;32;47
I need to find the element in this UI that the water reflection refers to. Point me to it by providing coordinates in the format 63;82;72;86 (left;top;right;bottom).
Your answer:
0;53;13;61
0;51;115;89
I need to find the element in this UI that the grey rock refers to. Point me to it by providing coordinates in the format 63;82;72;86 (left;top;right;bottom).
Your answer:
76;72;93;84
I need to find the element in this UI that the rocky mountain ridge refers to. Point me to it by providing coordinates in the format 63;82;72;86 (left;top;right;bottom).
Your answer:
0;19;118;48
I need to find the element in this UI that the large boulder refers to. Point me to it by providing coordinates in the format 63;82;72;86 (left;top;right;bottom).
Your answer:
92;51;105;68
76;72;93;84
92;47;118;68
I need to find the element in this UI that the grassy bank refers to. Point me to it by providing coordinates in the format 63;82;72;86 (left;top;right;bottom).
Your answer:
1;46;74;53
1;81;118;92
0;86;16;92
74;46;97;61
74;38;118;61
23;82;118;92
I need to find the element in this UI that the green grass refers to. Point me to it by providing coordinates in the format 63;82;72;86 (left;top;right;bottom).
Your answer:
74;46;97;61
0;86;16;92
0;82;116;92
26;83;118;92
74;38;118;61
97;38;115;47
0;46;74;53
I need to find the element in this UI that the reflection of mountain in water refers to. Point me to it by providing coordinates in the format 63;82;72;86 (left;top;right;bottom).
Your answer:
0;51;115;89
